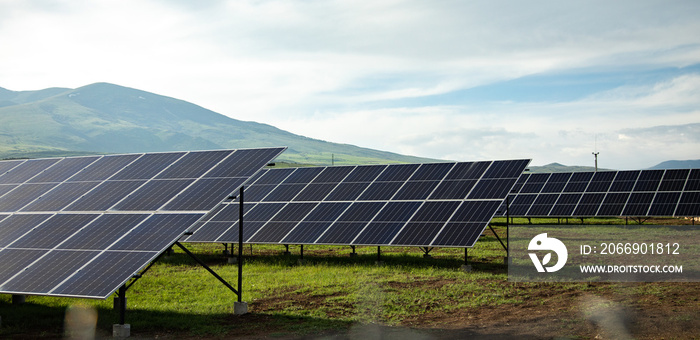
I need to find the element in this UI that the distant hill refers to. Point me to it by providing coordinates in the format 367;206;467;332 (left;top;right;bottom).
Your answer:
527;163;611;173
0;83;440;165
648;160;700;169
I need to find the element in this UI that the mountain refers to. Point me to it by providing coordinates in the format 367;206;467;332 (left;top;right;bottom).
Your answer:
648;160;700;169
0;83;439;164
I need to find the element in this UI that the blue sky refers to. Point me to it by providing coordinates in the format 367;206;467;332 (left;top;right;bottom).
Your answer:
1;0;699;169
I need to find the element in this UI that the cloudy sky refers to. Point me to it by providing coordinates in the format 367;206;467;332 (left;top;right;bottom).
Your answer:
1;0;699;169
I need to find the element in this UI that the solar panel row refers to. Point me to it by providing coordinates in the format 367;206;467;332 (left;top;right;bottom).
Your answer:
183;159;530;248
498;169;700;217
0;147;285;299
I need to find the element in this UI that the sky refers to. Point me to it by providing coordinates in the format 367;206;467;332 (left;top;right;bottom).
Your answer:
1;0;699;169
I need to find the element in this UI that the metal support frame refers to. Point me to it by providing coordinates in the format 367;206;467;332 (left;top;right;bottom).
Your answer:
631;216;649;225
350;245;357;257
300;244;304;260
377;246;381;262
464;248;468;265
113;187;247;326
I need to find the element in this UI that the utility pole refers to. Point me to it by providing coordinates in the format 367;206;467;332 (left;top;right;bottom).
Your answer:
592;151;599;172
592;135;599;172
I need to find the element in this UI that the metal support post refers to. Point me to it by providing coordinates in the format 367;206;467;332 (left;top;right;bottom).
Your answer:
118;285;126;325
350;245;357;257
112;284;131;337
505;195;510;263
461;248;471;272
238;186;244;303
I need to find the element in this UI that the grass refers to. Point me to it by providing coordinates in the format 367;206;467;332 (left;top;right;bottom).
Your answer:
0;218;697;338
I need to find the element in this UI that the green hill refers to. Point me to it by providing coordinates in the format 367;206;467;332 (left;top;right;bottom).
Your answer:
527;162;612;173
0;82;440;165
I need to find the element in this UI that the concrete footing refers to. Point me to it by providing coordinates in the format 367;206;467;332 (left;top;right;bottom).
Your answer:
461;264;472;272
227;257;238;264
12;295;25;304
349;252;358;257
283;251;291;256
234;301;248;315
423;254;433;259
504;257;511;265
112;324;131;338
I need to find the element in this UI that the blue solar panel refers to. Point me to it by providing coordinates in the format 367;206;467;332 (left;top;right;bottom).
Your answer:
499;168;700;217
0;147;286;299
187;159;530;248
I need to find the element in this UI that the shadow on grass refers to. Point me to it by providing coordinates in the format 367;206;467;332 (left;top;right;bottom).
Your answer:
159;245;509;275
0;299;576;340
0;298;353;339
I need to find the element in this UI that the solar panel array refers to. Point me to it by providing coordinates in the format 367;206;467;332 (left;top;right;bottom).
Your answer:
0;147;285;299
498;169;700;217
183;159;530;248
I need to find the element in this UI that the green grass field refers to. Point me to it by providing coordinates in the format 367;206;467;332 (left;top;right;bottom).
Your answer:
0;219;698;339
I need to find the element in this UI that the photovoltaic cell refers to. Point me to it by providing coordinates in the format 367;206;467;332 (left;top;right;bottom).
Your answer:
11;214;99;249
51;251;157;297
65;180;147;211
111;179;194;211
20;182;100;212
110;152;185;180
0;250;100;294
67;154;140;182
27;156;100;183
58;214;150;250
110;214;204;251
164;177;247;210
0;147;286;299
0;214;53;247
155;150;230;179
0;158;61;184
353;222;406;245
0;183;58;212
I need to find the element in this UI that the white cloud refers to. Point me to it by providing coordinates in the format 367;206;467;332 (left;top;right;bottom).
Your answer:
0;0;699;169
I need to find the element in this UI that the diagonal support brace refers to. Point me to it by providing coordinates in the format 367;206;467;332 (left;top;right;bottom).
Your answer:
174;242;240;297
489;225;508;252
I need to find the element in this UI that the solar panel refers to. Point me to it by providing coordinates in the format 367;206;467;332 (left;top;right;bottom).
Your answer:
499;168;700;217
183;159;530;248
0;147;286;299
